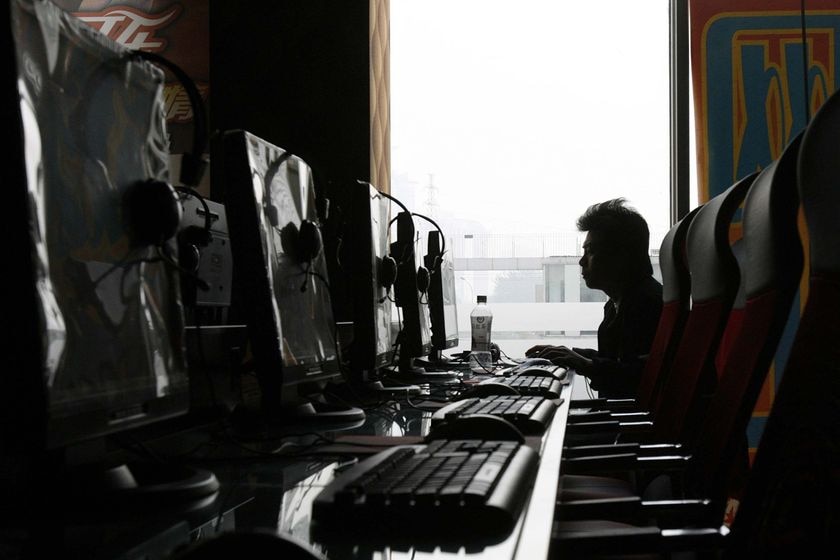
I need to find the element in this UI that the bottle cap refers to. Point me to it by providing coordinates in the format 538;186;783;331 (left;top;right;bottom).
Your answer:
477;295;487;303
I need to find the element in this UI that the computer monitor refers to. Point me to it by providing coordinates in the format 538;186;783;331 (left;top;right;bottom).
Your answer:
425;230;460;364
390;212;457;382
219;129;364;426
321;181;423;397
391;211;431;360
326;181;395;373
4;0;217;513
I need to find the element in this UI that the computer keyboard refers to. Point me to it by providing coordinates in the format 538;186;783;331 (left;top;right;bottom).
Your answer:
311;439;540;541
483;374;566;400
432;395;558;435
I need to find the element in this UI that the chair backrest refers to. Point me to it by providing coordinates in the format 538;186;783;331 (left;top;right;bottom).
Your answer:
712;236;747;377
634;205;701;412
728;86;840;556
686;132;804;507
650;173;756;445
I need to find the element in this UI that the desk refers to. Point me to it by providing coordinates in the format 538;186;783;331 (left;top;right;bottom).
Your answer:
46;373;574;559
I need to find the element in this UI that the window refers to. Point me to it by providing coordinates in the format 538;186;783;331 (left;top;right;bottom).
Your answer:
391;0;671;364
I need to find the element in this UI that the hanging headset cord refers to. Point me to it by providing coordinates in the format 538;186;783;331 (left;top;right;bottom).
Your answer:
299;261;331;294
92;251;162;288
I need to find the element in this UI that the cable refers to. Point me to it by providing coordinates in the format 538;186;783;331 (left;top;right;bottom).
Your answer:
174;186;213;243
156;244;210;290
92;252;162;287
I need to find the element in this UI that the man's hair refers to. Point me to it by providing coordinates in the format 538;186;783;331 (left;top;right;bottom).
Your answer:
577;198;653;277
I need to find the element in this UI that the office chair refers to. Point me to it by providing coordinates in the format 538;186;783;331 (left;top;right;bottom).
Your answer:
723;85;840;557
550;126;808;556
562;172;754;457
557;173;756;504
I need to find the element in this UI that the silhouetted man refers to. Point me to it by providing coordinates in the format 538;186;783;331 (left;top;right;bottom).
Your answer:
527;198;662;399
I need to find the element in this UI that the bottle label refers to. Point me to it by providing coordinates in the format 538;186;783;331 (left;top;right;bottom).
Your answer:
471;316;492;351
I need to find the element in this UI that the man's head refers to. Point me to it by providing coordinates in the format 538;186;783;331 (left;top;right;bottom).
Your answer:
577;198;652;292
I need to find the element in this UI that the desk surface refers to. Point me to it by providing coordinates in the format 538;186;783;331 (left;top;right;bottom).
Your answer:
44;372;575;559
203;376;572;559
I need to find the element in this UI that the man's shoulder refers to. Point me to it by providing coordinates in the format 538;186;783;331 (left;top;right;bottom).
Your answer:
629;275;663;300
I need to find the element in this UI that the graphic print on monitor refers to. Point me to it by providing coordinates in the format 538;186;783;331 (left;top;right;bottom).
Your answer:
5;0;217;510
221;130;364;425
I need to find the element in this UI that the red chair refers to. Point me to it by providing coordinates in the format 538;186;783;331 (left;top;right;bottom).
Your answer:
568;203;701;423
563;172;754;455
725;84;840;557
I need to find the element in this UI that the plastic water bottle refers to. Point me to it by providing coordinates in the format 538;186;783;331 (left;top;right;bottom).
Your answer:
469;295;493;375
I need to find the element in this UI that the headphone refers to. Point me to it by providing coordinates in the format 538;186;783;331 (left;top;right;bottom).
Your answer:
122;179;210;292
262;150;324;264
416;264;430;295
174;187;214;273
270;207;323;264
129;50;208;188
389;210;433;296
378;255;398;289
117;51;213;292
125;179;182;247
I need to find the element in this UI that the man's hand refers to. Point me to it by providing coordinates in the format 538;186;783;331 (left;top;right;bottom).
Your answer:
525;344;552;357
527;345;593;372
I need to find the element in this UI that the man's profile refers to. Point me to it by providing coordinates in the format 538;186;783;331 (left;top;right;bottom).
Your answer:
527;198;662;399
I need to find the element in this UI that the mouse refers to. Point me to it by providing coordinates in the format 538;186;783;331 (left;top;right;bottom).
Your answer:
516;357;554;368
517;366;568;380
457;381;520;399
426;413;525;443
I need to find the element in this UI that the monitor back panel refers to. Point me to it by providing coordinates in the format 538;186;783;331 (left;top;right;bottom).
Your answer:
10;0;189;448
221;130;340;403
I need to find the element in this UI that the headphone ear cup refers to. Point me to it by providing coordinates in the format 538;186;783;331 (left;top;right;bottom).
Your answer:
125;179;182;247
378;256;398;288
267;204;280;228
178;241;202;273
298;219;323;262
416;265;430;294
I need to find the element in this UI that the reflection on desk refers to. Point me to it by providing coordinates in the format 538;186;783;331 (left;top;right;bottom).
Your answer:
34;374;572;560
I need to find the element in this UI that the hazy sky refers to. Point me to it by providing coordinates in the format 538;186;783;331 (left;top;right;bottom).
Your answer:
390;0;672;239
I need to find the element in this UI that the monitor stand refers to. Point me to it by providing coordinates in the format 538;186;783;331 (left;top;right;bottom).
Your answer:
413;349;457;371
232;398;368;438
390;354;460;384
60;444;221;517
325;372;422;407
88;462;220;509
283;395;367;425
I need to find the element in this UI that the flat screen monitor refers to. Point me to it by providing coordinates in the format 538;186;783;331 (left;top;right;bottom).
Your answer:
425;231;459;357
325;181;395;376
220;129;363;424
391;211;433;358
5;0;217;510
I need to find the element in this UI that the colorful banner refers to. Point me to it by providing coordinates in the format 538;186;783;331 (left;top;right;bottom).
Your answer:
54;0;209;156
691;0;840;201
